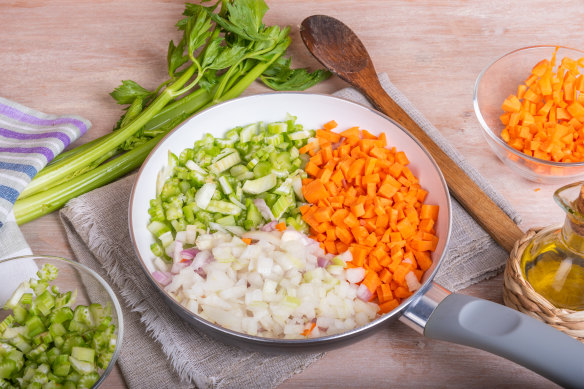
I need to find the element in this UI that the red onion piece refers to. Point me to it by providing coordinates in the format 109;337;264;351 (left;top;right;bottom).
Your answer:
191;251;213;270
260;221;278;231
356;284;373;302
152;271;172;286
317;256;330;267
180;248;199;260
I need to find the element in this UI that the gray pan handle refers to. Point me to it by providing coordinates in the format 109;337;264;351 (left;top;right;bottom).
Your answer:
419;291;584;388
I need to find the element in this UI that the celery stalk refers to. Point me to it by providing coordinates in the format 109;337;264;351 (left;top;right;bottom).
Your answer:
13;0;329;225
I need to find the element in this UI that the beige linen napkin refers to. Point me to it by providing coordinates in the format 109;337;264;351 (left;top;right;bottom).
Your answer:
59;73;520;388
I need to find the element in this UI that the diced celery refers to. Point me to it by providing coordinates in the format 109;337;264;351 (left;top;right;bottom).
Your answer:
71;348;95;364
25;317;45;338
239;123;257;143
147;221;171;238
216;215;236;226
218;176;233;195
68;357;95;375
267;122;287;134
194;182;216;209
252;161;272;178
206;200;242;216
271;196;293;219
0;316;14;334
242;174;277;194
210;151;241;174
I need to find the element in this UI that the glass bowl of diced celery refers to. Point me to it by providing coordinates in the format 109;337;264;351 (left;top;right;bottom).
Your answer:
0;255;123;388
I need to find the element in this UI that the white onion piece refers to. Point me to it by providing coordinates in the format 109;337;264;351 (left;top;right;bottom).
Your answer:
345;267;366;284
173;241;184;263
171;260;191;274
242;230;282;246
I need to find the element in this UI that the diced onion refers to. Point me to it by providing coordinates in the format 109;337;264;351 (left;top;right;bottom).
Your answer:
151;230;379;338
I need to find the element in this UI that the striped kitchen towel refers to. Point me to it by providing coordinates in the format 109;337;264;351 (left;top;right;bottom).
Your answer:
0;97;91;229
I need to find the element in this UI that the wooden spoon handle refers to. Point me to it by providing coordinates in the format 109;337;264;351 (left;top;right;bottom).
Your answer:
364;77;523;252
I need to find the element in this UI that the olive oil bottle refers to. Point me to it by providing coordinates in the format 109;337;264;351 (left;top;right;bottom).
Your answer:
521;181;584;310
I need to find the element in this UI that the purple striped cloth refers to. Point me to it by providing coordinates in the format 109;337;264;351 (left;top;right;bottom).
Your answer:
0;97;91;229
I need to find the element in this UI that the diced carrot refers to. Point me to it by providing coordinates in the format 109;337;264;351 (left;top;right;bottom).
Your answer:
241;238;252;245
300;124;440;308
378;299;399;314
498;48;584;163
301;322;317;337
275;222;286;231
362;271;382;294
420;204;440;221
302;179;328;203
323;120;338;130
376;284;393;303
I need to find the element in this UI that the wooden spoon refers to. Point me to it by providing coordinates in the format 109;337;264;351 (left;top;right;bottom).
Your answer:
300;15;523;252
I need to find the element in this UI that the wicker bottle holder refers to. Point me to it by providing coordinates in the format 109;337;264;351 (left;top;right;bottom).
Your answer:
503;229;584;341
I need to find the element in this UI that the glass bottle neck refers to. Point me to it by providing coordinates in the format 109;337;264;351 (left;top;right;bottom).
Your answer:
561;214;584;254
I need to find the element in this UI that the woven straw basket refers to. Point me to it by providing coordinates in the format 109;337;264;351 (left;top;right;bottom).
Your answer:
503;229;584;341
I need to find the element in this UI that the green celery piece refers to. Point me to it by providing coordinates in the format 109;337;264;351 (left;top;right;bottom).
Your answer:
18;293;33;306
244;199;263;230
147;221;171;238
54;291;77;310
242;174;277;194
71;347;95;364
68;356;95;375
10;334;32;354
52;355;71;377
206;200;242;216
77;372;99;389
25;316;45;338
271;195;293;219
37;265;58;282
0;316;14;334
28;343;48;361
0;359;16;379
3;282;30;310
34;291;56;317
48;323;67;338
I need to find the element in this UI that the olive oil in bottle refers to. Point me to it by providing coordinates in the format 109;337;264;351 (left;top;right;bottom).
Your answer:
520;182;584;311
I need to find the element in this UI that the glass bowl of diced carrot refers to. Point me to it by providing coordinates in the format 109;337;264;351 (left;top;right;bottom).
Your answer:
474;45;584;184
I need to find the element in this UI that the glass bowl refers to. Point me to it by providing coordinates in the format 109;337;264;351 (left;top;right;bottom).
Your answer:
473;45;584;184
0;255;123;388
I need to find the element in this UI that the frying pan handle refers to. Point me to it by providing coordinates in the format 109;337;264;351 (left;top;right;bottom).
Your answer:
420;290;584;388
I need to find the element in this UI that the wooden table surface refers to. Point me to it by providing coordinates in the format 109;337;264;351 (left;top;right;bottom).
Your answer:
3;0;582;387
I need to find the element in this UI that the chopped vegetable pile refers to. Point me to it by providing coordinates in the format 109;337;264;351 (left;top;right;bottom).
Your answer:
147;116;312;260
0;265;116;388
152;229;378;338
500;47;584;162
299;122;439;311
148;118;440;338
